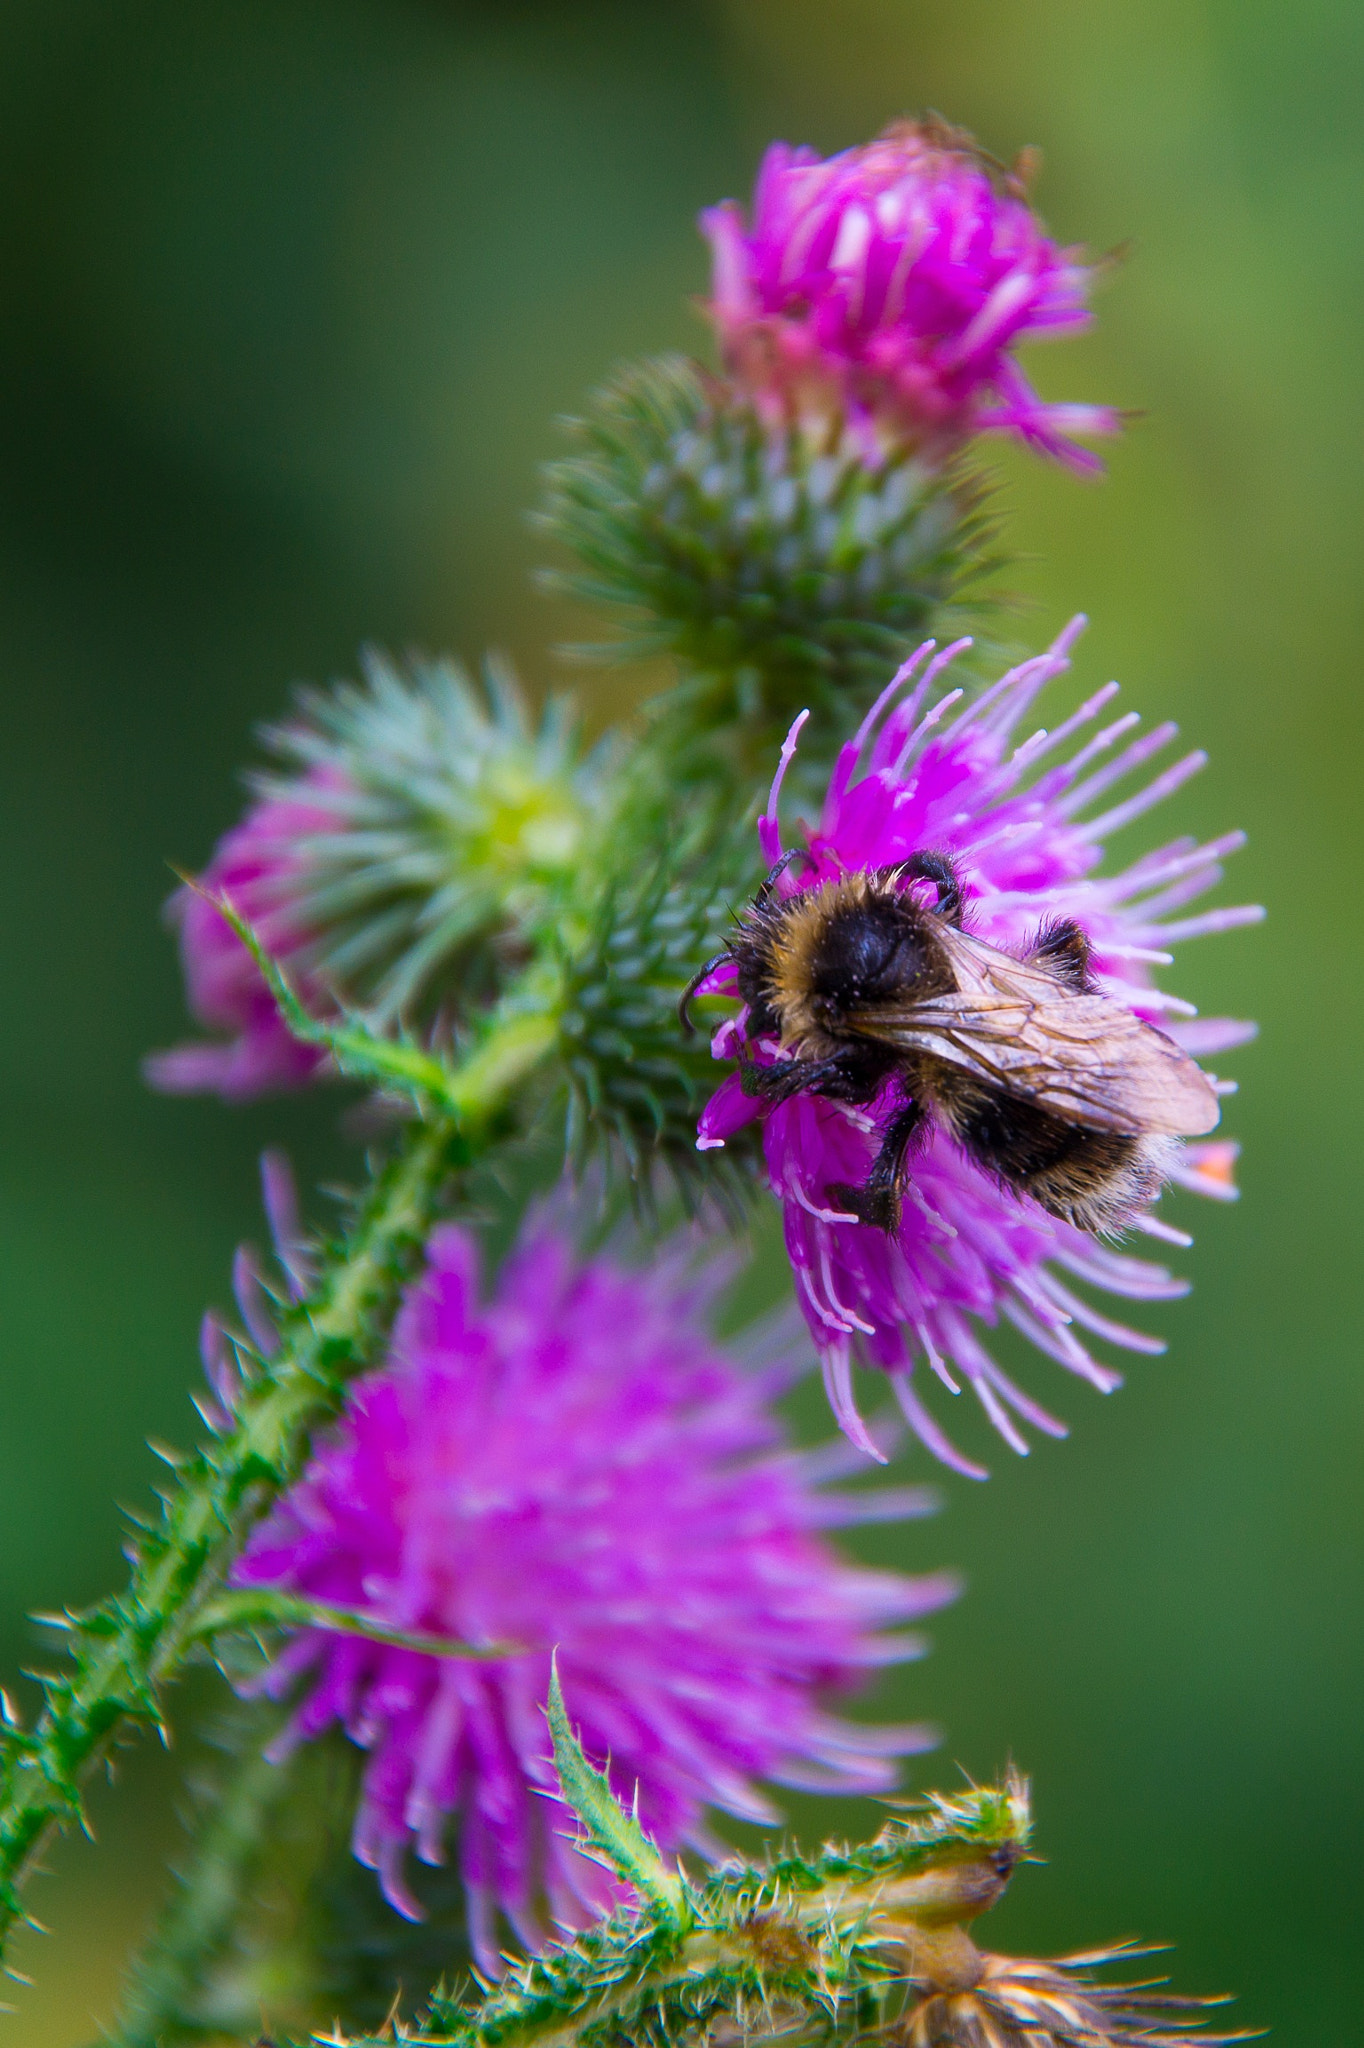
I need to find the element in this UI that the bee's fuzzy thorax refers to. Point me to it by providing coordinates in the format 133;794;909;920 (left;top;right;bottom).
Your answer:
747;870;946;1052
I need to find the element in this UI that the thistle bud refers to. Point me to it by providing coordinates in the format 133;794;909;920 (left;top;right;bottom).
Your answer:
558;830;762;1204
539;355;986;742
149;655;600;1100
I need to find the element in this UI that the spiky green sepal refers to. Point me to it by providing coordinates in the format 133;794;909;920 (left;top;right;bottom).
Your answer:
546;1660;690;1930
557;817;762;1209
538;356;993;746
257;653;601;1027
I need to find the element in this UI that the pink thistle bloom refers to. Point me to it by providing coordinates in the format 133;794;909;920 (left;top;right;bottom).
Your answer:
695;625;1261;1476
701;121;1120;471
144;778;345;1101
233;1220;951;1969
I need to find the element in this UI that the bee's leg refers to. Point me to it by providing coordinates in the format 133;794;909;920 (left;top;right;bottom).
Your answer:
903;851;964;926
738;1051;859;1102
828;1098;927;1233
1027;917;1094;992
752;845;814;912
870;851;965;926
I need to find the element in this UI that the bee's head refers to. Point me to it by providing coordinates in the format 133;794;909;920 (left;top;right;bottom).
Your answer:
804;889;931;1023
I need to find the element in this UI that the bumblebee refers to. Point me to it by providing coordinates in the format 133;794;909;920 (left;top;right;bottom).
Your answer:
683;850;1219;1235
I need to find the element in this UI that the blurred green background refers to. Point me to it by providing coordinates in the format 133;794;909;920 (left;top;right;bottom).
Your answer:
0;0;1356;2039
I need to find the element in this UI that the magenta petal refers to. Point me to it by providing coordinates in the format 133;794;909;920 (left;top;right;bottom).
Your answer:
697;1071;764;1151
146;776;348;1102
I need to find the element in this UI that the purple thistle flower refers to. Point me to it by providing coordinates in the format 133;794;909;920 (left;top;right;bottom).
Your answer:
694;624;1259;1475
232;1219;952;1969
144;778;345;1102
701;120;1120;471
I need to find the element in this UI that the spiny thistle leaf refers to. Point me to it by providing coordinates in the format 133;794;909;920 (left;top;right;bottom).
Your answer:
193;1589;524;1662
545;1657;691;1932
199;880;562;1129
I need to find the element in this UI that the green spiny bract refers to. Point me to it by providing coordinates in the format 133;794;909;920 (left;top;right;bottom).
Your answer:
537;355;992;747
556;815;762;1209
257;652;602;1028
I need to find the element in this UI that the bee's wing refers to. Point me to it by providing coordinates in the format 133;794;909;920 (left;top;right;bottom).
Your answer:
851;922;1220;1138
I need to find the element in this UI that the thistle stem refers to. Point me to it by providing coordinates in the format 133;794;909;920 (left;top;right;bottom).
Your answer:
0;935;577;1960
263;1749;1031;2048
257;1797;1033;2048
0;1118;456;1956
109;1701;298;2048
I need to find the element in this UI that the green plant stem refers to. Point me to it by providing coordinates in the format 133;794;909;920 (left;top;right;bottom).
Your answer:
0;1120;456;1956
110;1701;298;2048
275;1772;1034;2048
0;953;570;1961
